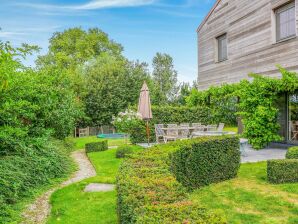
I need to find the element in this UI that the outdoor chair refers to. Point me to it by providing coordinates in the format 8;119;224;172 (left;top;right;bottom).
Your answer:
217;123;225;132
207;125;217;132
155;124;165;143
290;122;298;141
163;124;179;143
179;123;190;139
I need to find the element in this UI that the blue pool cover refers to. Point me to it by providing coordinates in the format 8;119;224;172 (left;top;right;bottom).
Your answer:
97;133;127;139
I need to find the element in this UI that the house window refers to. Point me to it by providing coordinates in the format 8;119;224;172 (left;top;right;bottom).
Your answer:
217;34;227;62
276;2;296;42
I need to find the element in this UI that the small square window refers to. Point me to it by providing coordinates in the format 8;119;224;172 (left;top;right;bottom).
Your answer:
217;34;227;62
276;2;296;42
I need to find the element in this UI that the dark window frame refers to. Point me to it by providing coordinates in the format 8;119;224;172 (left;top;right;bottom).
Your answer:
275;1;296;42
217;34;228;62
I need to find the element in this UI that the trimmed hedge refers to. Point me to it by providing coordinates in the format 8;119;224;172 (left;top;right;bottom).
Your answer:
116;145;134;158
117;137;233;223
286;146;298;159
267;159;298;184
85;140;108;153
170;136;240;189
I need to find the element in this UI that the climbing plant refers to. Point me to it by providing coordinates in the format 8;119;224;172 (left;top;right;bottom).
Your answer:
186;67;298;149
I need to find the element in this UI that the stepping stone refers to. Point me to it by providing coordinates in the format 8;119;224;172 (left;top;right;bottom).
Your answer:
84;183;115;192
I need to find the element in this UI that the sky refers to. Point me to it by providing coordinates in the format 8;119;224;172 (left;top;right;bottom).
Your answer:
0;0;215;83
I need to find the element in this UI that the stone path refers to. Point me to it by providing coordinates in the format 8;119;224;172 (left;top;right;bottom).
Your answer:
84;183;115;192
21;150;96;224
241;147;287;163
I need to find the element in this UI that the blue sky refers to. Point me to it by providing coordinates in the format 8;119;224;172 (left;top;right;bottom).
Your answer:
0;0;215;83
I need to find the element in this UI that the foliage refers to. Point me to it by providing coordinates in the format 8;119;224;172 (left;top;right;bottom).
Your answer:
85;140;108;153
0;140;73;223
116;145;135;158
186;67;298;149
170;136;240;189
151;53;179;105
286;147;298;159
0;41;79;222
117;139;227;224
267;159;298;184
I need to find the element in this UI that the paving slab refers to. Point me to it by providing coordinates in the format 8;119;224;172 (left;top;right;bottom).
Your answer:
84;183;115;192
241;147;287;163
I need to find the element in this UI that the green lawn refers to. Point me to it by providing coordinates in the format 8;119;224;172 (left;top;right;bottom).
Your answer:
66;136;130;150
190;162;298;224
47;144;142;224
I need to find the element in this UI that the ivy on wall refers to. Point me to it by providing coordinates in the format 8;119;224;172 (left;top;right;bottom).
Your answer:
186;67;298;149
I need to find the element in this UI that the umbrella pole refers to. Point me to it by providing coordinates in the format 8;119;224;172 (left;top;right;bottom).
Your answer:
146;120;150;146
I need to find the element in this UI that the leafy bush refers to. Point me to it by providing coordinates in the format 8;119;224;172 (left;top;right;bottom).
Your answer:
117;138;229;223
85;140;108;153
116;145;134;158
267;159;298;184
286;147;298;159
170;136;240;189
0;140;73;223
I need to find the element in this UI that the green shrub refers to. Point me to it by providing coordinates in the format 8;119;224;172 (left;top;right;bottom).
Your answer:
85;140;108;153
170;136;240;189
0;140;73;223
267;159;298;184
117;138;228;224
286;147;298;159
116;145;134;158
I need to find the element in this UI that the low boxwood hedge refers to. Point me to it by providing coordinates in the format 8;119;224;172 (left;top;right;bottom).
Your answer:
286;146;298;159
85;140;108;153
117;137;234;223
170;136;240;189
116;145;134;158
267;159;298;184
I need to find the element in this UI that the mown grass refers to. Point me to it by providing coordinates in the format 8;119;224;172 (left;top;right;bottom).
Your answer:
66;136;129;150
190;162;298;224
47;143;142;224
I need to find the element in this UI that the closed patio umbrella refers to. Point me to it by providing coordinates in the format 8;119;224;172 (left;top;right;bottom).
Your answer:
138;82;152;145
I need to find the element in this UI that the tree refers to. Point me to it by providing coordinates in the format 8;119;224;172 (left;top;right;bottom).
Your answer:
36;27;124;96
175;82;191;105
151;53;179;105
81;54;150;126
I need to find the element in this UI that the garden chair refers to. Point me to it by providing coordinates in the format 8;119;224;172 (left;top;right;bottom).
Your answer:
155;124;165;143
163;124;179;143
207;125;217;132
290;122;298;141
179;123;190;139
217;123;225;132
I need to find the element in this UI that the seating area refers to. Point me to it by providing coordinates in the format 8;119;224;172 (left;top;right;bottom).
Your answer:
155;123;231;143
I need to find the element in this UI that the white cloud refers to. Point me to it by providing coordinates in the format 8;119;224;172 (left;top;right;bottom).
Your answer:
17;0;156;11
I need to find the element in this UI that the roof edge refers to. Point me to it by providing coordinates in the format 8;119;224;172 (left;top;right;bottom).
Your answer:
197;0;222;33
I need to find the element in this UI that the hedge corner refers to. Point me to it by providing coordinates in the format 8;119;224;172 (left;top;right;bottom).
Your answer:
85;140;108;153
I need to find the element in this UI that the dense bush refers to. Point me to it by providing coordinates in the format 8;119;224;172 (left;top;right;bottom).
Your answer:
286;147;298;159
114;106;233;144
85;140;108;153
267;159;298;184
0;41;80;222
117;137;231;223
170;136;240;189
116;145;134;158
186;68;298;149
0;140;73;223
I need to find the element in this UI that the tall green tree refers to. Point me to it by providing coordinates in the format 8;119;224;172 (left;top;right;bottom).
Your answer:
81;54;150;126
151;53;179;104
